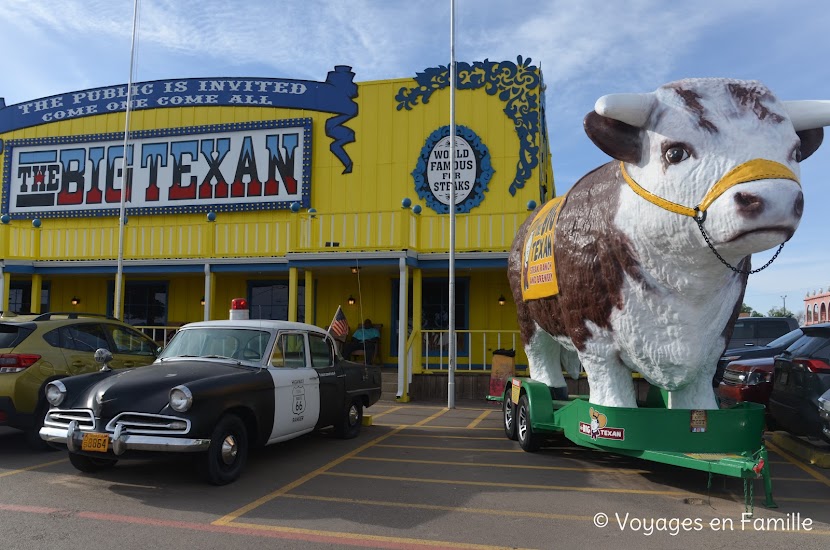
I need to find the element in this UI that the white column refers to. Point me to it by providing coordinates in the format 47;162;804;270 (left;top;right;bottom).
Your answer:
397;258;408;397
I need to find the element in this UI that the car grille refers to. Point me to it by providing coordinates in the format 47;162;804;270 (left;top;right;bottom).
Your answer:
105;413;190;435
722;370;745;385
44;409;95;430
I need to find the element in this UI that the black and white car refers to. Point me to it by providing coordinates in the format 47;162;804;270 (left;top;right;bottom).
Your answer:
40;319;382;484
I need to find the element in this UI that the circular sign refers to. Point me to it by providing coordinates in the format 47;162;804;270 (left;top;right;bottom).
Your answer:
426;136;477;206
412;125;493;214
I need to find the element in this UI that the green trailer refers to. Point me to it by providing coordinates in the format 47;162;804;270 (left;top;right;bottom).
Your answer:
499;377;775;509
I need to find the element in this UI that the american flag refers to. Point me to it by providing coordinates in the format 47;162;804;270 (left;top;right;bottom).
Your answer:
328;306;350;340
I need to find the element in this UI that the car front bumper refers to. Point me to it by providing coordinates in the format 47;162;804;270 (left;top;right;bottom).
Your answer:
40;420;210;455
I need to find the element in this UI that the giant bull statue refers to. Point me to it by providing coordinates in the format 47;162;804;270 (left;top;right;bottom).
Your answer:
507;78;830;409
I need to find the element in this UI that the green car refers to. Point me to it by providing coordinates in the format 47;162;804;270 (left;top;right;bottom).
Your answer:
0;312;159;448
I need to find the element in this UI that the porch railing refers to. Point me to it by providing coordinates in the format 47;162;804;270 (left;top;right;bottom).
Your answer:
417;329;527;372
0;208;525;261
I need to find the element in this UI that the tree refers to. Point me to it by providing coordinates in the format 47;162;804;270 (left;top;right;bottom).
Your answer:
766;306;794;318
741;302;762;317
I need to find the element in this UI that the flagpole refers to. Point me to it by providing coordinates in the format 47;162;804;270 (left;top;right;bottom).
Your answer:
114;0;140;320
447;0;457;409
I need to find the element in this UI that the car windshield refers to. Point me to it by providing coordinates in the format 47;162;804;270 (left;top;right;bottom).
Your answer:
159;328;272;362
766;328;804;349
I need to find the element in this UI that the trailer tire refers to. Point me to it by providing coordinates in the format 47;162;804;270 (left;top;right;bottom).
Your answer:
517;394;541;452
503;396;517;440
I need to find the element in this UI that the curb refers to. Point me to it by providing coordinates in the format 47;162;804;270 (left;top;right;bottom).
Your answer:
769;431;830;469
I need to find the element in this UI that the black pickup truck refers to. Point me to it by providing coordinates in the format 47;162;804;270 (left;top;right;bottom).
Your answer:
40;320;382;484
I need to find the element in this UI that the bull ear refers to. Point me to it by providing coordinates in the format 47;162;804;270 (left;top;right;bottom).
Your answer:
584;111;642;162
797;128;823;161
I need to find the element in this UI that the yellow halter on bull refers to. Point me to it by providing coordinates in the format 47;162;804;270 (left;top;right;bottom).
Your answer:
620;158;799;221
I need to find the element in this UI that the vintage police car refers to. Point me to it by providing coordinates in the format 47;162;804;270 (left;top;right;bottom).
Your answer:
39;318;382;485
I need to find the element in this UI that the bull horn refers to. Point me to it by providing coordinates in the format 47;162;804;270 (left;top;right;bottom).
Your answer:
783;100;830;131
594;93;656;128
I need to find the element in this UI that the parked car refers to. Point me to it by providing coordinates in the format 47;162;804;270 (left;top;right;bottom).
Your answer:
713;327;804;387
726;316;798;349
716;357;775;410
767;323;830;443
819;389;830;442
0;312;158;448
40;319;382;485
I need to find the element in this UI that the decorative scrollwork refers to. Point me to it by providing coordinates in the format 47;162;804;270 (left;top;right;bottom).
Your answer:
396;56;542;196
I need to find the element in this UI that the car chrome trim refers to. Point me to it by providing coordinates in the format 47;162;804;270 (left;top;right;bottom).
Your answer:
39;424;209;454
106;412;191;435
44;409;95;430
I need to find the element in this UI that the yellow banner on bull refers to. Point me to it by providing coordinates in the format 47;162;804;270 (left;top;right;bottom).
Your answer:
520;196;564;301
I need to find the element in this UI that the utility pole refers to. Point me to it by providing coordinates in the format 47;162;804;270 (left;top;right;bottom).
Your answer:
781;295;787;313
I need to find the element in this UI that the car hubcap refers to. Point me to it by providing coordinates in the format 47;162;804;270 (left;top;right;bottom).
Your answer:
504;403;513;431
221;435;238;465
348;405;359;426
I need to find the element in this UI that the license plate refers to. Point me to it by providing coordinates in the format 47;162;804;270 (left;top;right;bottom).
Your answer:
779;371;789;386
81;432;109;453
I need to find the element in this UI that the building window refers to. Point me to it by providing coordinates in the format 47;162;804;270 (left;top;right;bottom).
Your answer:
248;281;305;322
7;281;50;314
110;281;168;326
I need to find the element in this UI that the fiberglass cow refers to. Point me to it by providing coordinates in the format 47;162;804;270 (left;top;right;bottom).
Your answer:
508;78;830;410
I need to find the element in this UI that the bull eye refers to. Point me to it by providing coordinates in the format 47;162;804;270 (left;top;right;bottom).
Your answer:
664;146;689;164
791;145;803;163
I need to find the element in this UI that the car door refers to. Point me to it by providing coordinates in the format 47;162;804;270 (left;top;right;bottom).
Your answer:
266;331;321;443
308;333;344;429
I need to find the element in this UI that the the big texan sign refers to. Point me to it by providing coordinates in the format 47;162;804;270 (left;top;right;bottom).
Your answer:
3;120;310;218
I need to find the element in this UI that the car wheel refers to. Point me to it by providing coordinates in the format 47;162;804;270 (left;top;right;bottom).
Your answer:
68;452;118;472
200;414;248;486
517;394;541;452
334;400;363;439
503;396;517;440
25;400;58;452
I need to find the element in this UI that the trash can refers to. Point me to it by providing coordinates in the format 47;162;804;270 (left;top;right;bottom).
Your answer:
487;348;516;400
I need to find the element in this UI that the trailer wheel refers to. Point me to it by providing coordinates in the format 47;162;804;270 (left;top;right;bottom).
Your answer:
517;394;540;452
503;396;517;440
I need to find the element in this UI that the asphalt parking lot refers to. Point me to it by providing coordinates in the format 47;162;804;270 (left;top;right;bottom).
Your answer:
1;399;829;550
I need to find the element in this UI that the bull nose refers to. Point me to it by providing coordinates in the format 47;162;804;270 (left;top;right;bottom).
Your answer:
794;191;804;218
733;191;764;219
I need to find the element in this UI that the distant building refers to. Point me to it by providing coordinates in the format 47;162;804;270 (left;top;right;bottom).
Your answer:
804;288;830;324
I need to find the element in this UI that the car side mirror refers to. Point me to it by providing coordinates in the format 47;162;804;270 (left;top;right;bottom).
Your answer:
94;348;114;372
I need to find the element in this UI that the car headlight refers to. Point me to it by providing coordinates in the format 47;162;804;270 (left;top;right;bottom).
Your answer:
45;380;66;407
169;385;193;412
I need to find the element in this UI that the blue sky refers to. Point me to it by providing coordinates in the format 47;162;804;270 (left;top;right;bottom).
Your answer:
1;0;829;317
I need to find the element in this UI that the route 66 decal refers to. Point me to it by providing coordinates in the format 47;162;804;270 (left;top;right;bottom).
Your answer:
292;383;306;415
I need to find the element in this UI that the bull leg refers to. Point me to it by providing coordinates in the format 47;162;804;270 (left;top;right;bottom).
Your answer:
524;326;568;391
664;377;719;410
580;348;637;408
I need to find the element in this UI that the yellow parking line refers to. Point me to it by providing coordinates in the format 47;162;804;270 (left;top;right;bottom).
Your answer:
368;406;404;420
352;455;651;474
767;442;830;489
213;409;460;526
374;423;502;431
466;410;492;429
392;433;505;441
281;493;592;521
213;427;406;526
0;458;67;478
376;443;520;453
322;471;687;496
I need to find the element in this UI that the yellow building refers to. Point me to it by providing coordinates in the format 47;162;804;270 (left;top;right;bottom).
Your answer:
0;57;553;400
